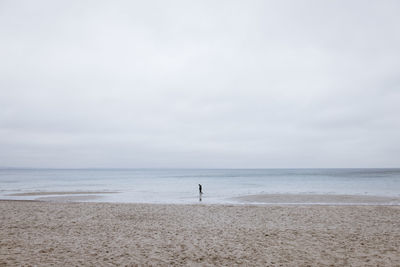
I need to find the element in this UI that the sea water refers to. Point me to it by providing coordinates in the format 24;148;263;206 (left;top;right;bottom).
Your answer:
0;168;399;204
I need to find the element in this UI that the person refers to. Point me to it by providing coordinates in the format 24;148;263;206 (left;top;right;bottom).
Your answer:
198;184;203;201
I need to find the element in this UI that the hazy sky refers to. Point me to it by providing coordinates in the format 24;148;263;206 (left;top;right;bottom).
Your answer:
1;0;399;168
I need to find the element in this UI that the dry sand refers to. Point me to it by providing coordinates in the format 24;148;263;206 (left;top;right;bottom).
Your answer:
1;200;399;266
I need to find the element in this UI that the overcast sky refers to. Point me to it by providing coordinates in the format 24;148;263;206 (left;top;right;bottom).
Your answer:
0;0;399;168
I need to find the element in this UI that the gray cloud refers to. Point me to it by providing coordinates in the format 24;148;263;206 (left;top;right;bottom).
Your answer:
1;0;399;168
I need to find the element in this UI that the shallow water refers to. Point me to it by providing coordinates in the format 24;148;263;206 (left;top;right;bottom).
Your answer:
0;168;399;204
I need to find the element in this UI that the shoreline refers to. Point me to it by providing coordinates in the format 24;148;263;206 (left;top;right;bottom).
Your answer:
1;199;400;207
7;191;118;196
2;191;400;205
1;198;400;206
230;193;400;205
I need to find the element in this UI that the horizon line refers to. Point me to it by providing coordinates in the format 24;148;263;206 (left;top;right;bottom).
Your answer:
1;167;399;170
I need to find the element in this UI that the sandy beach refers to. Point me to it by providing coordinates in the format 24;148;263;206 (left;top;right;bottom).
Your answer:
1;200;399;266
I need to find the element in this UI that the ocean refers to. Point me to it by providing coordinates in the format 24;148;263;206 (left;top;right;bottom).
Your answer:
0;168;399;204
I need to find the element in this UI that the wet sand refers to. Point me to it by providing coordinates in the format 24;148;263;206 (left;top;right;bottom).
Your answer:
1;200;399;266
35;195;104;202
8;191;118;196
232;194;400;205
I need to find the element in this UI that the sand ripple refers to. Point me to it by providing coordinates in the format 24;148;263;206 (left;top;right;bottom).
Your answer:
1;201;399;266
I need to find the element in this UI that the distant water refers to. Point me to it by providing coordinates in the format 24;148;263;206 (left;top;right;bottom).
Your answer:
0;168;399;204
